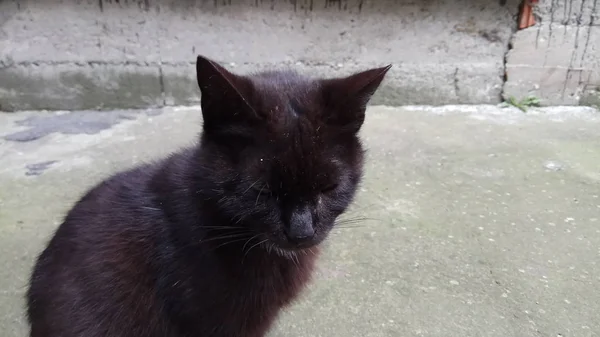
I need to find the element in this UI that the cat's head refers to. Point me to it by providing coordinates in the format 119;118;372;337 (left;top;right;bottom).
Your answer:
195;55;390;253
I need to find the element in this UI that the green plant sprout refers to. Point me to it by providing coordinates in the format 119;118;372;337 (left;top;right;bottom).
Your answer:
504;95;541;112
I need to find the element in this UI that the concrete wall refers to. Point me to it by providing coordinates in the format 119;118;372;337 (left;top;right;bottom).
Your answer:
504;0;600;106
0;0;520;111
0;0;598;111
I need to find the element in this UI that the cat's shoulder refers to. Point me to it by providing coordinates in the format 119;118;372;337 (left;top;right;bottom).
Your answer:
68;147;195;214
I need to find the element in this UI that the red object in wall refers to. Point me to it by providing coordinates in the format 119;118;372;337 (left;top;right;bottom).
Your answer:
519;0;539;29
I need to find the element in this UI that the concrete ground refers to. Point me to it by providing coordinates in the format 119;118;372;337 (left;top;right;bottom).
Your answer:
1;105;599;337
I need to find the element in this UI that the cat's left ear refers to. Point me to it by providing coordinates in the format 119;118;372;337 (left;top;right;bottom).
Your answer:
196;55;259;138
321;65;392;133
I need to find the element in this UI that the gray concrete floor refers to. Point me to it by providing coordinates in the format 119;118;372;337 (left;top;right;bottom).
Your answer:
1;105;599;337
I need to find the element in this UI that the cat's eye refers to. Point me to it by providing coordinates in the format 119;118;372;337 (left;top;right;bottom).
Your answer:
321;183;339;193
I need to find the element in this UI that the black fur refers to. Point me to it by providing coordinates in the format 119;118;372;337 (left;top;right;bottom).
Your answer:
26;55;391;337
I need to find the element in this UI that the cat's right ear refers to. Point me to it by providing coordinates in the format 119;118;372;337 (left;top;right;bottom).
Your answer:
196;55;259;136
321;65;391;134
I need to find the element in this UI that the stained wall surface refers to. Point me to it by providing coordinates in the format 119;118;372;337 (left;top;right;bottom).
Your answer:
0;0;519;111
1;0;598;110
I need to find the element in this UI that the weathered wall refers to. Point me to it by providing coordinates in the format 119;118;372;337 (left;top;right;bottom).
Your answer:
504;0;600;106
0;0;520;111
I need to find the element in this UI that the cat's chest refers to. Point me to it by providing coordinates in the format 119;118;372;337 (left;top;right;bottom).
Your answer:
166;249;317;336
225;256;315;336
236;254;315;306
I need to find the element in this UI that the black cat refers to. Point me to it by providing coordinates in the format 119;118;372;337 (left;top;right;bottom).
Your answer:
26;55;391;337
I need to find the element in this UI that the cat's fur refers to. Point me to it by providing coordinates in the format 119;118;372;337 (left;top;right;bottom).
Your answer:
26;55;390;337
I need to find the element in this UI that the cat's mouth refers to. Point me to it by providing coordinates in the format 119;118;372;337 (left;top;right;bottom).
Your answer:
265;233;323;252
263;240;317;258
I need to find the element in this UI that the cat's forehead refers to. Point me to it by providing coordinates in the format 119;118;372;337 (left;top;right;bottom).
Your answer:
250;71;321;120
251;70;312;91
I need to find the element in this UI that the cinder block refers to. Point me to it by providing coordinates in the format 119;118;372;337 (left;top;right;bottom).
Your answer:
504;22;600;106
534;0;599;26
0;64;163;111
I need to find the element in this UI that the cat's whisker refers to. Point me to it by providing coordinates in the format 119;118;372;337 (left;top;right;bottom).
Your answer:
331;227;363;232
288;254;297;267
199;233;253;245
333;220;368;227
349;201;384;210
267;244;300;261
242;179;261;195
234;213;250;225
200;226;252;231
335;219;383;224
242;239;270;263
212;237;254;250
335;221;368;226
359;217;383;223
337;215;367;219
341;221;373;225
242;234;263;252
333;226;365;230
336;215;376;222
255;185;265;206
334;217;383;227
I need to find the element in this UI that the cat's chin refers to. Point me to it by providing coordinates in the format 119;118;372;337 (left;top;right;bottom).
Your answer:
262;241;317;259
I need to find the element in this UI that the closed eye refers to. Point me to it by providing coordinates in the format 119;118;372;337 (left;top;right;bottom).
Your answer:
321;183;339;193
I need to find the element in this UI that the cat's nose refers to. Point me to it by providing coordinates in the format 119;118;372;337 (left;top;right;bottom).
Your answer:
286;207;315;243
286;226;315;243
